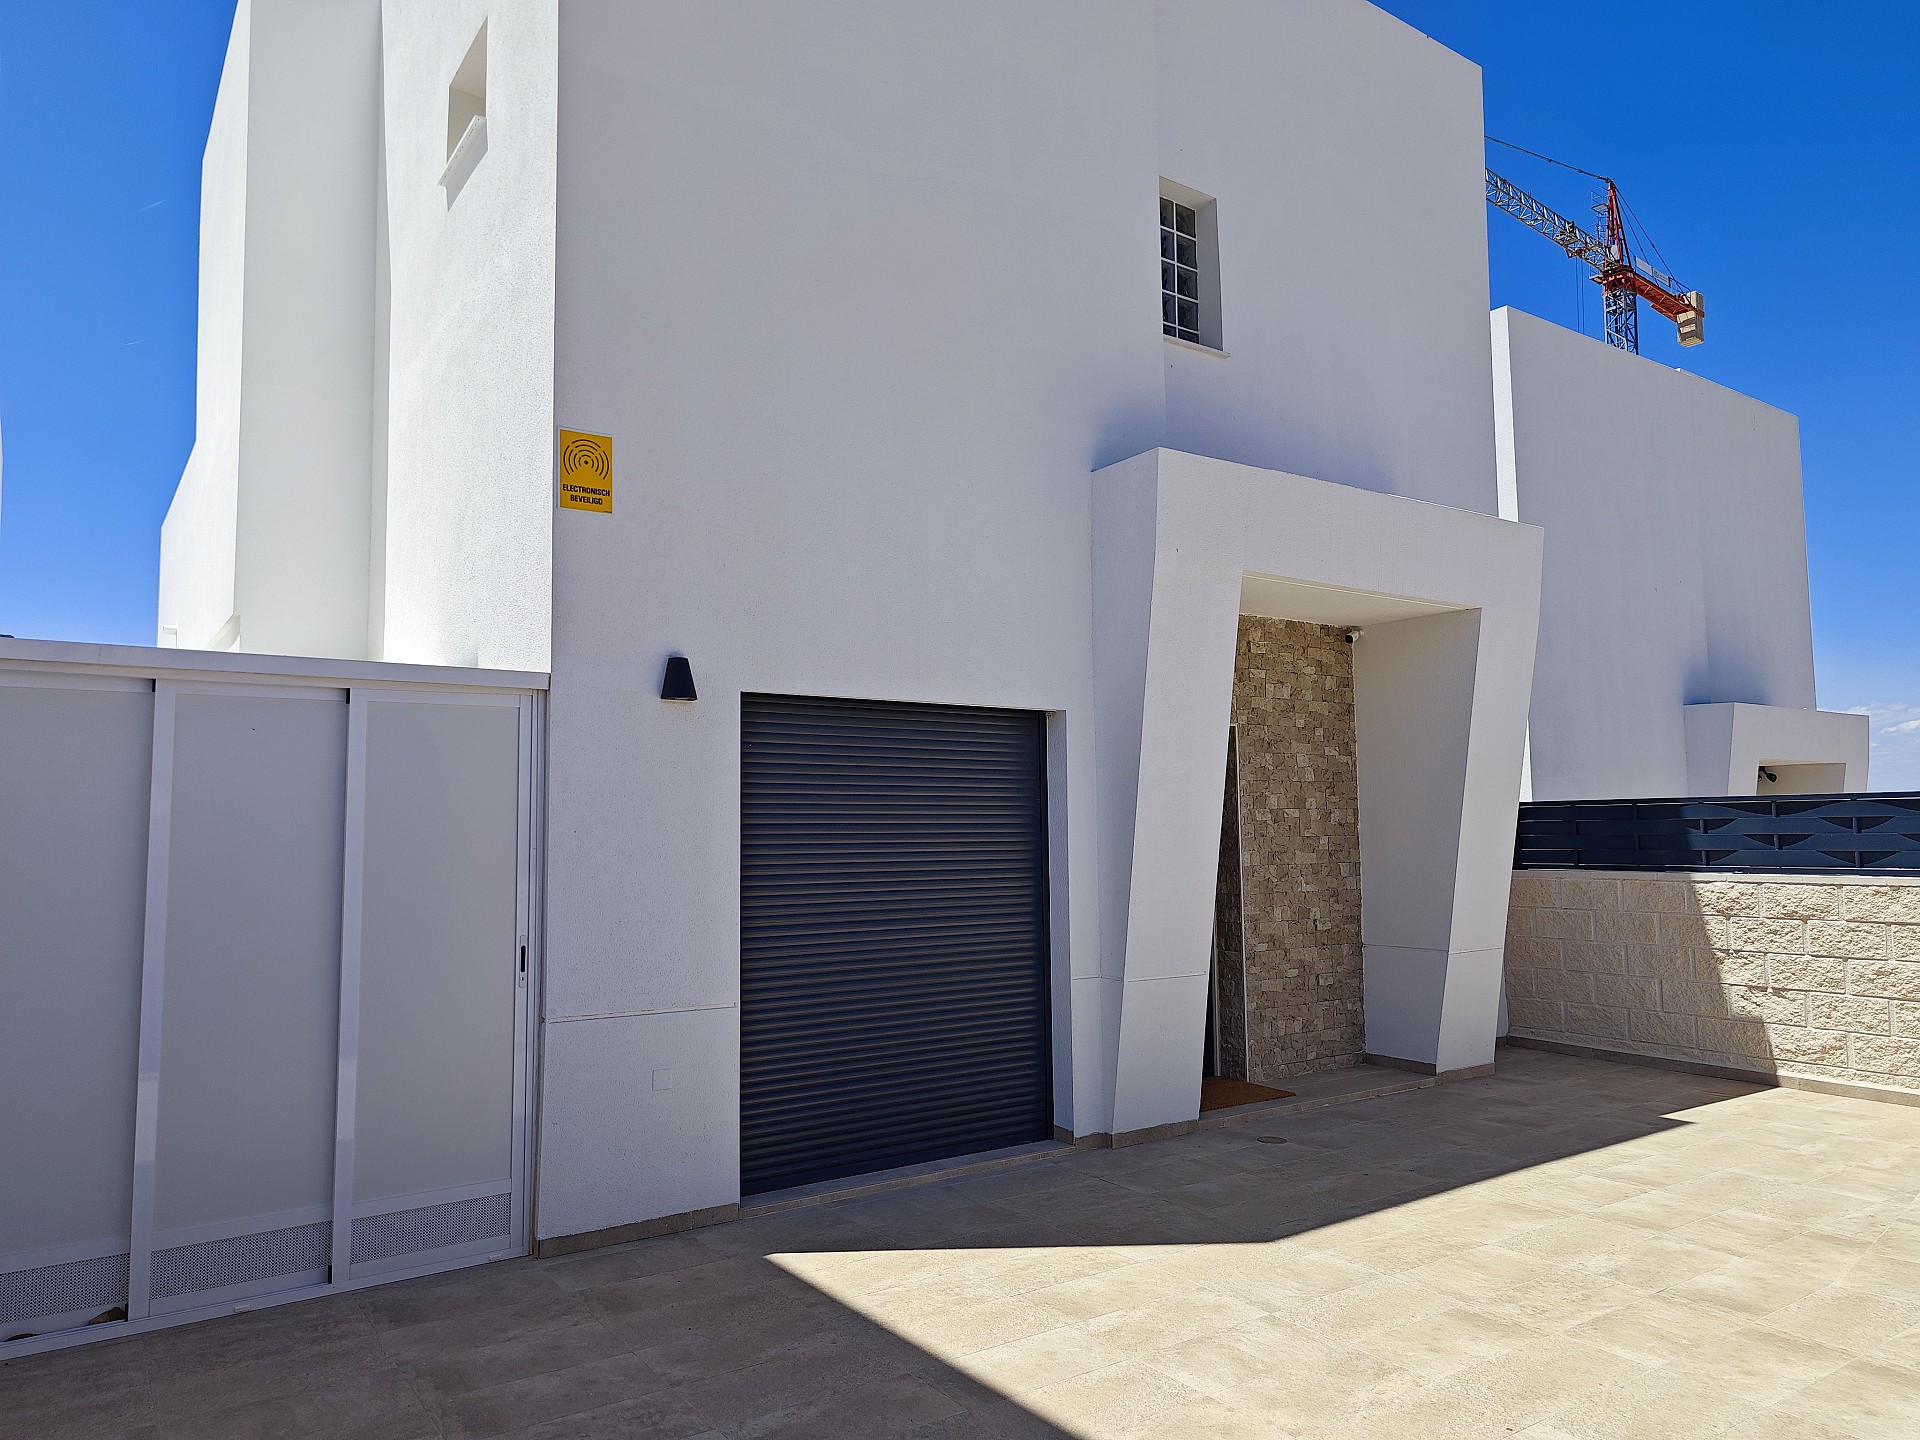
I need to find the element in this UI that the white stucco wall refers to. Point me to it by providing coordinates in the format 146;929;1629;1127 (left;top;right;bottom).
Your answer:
540;0;1165;1238
159;0;555;671
1492;307;1846;800
375;0;555;672
158;0;380;659
158;0;251;651
1157;0;1498;513
536;0;1507;1238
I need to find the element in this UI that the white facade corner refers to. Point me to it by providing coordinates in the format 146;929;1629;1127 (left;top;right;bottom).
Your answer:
1684;702;1871;797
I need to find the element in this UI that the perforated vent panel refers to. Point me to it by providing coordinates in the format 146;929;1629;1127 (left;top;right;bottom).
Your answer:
150;1222;330;1300
0;1253;129;1328
351;1192;510;1265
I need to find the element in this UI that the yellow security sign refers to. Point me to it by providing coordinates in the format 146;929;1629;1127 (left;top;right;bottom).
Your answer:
558;429;613;513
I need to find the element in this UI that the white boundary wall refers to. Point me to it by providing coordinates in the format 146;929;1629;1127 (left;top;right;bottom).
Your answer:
0;640;546;1357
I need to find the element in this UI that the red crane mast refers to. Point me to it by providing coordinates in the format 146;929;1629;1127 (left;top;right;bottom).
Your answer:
1484;141;1704;355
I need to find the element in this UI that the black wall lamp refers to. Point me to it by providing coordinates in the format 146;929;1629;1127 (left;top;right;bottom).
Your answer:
660;654;697;702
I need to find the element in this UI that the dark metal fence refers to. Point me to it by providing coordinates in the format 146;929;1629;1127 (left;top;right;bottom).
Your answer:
1515;794;1920;875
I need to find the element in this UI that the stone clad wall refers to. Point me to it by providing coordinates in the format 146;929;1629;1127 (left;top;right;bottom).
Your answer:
1228;617;1363;1081
1505;870;1920;1091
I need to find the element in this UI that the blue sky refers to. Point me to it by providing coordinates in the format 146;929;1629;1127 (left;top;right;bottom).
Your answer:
1376;0;1920;785
1;2;1914;783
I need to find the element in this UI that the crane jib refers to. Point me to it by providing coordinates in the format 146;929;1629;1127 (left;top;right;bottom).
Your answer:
1485;167;1704;353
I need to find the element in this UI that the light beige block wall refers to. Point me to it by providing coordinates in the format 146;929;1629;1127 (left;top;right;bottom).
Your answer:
1505;870;1920;1091
1228;617;1364;1082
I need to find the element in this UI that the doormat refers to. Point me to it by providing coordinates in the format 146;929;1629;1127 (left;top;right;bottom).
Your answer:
1200;1076;1296;1112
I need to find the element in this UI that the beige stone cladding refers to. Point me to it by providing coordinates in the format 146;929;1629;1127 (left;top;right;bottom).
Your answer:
1504;869;1920;1092
1226;616;1363;1082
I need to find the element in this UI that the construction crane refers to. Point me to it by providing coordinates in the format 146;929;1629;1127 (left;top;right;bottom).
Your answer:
1484;140;1704;355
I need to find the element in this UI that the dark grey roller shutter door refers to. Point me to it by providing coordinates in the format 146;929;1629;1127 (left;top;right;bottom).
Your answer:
740;694;1052;1196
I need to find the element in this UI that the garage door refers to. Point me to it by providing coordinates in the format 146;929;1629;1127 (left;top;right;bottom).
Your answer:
740;695;1052;1195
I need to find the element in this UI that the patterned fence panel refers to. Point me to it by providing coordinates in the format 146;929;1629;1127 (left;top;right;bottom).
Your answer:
1515;794;1920;875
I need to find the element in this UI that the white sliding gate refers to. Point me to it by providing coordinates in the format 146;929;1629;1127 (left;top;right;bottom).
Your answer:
0;642;545;1354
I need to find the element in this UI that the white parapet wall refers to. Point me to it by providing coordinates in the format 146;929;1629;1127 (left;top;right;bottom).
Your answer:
1491;307;1860;799
1685;702;1870;797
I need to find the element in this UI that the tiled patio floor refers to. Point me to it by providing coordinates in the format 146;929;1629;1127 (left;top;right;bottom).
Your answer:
6;1047;1920;1438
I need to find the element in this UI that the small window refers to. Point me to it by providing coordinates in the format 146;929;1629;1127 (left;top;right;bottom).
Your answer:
1161;198;1201;341
1160;181;1222;350
441;23;488;194
448;23;487;160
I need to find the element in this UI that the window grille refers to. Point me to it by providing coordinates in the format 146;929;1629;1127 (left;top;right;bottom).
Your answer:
1161;198;1201;342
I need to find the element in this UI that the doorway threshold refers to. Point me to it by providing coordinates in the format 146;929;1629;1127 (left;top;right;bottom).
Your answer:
1196;1061;1447;1128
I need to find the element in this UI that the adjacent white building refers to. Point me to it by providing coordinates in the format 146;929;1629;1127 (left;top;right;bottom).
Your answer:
2;0;1865;1353
1493;307;1866;800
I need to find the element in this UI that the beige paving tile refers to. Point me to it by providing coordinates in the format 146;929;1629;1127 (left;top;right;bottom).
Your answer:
1563;1292;1743;1366
0;1335;153;1429
1140;1312;1400;1405
1667;1207;1811;1259
1326;1334;1648;1440
1839;1251;1920;1303
1074;1290;1273;1356
1277;1273;1460;1342
1768;1228;1880;1274
1479;1270;1648;1334
669;1329;936;1430
855;1296;1074;1364
1667;1408;1858;1440
1407;1241;1556;1301
1753;1286;1920;1358
1663;1255;1833;1319
1770;1359;1920;1440
625;1292;866;1384
147;1334;402;1415
400;1316;635;1398
1588;1186;1719;1233
952;1318;1136;1394
1188;1246;1382;1307
430;1352;665;1439
1024;1359;1274;1440
1346;1304;1539;1379
728;1374;965;1439
1492;1214;1652;1266
1660;1321;1855;1406
1527;1364;1772;1440
154;1367;438;1440
1566;1233;1736;1291
772;1247;957;1301
1873;1322;1920;1376
475;1391;713;1440
1022;1261;1207;1324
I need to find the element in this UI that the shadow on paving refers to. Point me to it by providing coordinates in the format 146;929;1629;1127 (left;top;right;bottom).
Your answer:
0;1049;1875;1439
